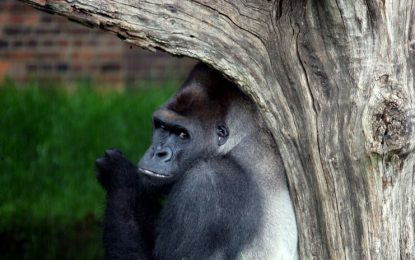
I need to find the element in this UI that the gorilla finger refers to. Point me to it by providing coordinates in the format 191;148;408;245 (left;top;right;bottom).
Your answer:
105;148;124;160
95;157;108;169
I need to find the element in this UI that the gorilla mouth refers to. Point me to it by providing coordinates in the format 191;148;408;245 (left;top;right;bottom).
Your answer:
138;168;172;178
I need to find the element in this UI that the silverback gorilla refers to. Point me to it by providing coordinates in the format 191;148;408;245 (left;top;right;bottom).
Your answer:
96;63;298;259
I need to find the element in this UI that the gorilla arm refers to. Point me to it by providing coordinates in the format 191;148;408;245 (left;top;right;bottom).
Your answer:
96;149;160;259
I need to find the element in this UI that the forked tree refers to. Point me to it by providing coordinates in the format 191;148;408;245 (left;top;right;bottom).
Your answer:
20;0;415;259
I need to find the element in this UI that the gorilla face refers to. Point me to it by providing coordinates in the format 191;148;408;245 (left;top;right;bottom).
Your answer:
138;107;229;187
138;65;234;187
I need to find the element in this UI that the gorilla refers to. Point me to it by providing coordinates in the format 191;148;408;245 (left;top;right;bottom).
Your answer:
96;63;298;259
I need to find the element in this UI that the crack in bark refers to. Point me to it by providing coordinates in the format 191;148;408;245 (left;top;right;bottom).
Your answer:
295;28;317;117
193;0;268;47
334;0;346;30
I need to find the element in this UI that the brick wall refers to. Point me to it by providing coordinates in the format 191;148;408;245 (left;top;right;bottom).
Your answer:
0;0;196;86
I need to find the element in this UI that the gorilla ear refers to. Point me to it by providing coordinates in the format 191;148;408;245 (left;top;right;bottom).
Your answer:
216;123;229;146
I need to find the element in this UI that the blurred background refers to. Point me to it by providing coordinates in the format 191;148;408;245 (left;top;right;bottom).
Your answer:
0;0;196;258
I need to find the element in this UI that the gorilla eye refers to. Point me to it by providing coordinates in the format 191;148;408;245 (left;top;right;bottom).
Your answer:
178;131;189;139
154;119;167;130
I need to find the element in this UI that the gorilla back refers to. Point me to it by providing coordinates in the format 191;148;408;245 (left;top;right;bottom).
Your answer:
96;63;298;259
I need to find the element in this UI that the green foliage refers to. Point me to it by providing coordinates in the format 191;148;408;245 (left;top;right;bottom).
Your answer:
0;80;176;259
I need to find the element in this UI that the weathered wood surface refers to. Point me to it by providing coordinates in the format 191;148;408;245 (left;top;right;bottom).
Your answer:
19;0;415;259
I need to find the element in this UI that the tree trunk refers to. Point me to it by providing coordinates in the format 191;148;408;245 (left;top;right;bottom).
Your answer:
20;0;415;258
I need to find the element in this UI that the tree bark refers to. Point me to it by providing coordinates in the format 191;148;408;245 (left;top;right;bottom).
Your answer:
19;0;415;259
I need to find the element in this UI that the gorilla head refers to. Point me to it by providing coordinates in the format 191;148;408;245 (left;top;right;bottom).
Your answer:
138;63;247;187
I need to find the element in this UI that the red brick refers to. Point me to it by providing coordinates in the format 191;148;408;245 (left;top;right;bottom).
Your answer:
56;40;69;47
78;50;93;60
0;61;10;81
9;52;34;60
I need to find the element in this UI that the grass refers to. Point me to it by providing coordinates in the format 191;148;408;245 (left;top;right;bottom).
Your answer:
0;79;176;259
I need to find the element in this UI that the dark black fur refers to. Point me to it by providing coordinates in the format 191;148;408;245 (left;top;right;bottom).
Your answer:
96;64;265;259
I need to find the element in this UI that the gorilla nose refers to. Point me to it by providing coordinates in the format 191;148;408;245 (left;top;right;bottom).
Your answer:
154;147;173;162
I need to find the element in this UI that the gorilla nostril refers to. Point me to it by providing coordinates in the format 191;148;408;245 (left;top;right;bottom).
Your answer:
156;151;167;157
155;147;173;162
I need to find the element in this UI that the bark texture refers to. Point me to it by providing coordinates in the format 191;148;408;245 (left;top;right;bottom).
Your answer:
19;0;415;259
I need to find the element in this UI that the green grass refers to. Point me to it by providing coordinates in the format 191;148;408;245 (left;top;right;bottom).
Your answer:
0;79;176;259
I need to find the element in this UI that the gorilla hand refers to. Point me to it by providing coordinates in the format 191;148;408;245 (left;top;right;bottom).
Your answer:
95;149;138;192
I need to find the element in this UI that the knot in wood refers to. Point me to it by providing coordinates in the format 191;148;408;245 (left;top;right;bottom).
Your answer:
370;92;407;155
